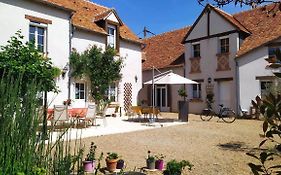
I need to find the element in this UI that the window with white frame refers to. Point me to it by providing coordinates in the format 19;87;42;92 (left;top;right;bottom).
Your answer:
193;43;200;57
220;38;229;54
192;83;201;99
75;83;85;100
107;25;116;49
105;84;117;101
260;81;273;98
29;24;46;53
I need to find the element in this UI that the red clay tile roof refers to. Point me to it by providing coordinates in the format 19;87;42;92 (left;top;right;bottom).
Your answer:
45;0;141;43
234;4;281;58
142;27;191;71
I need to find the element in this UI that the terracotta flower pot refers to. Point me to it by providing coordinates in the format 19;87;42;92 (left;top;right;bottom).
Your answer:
106;158;118;172
83;160;95;172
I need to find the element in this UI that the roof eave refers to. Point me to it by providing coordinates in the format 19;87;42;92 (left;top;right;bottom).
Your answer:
31;0;75;13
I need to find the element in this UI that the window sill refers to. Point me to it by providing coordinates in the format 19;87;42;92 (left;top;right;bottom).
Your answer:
189;56;201;60
190;98;203;102
216;52;230;56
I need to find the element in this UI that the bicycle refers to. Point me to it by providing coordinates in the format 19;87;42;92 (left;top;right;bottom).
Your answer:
200;104;236;123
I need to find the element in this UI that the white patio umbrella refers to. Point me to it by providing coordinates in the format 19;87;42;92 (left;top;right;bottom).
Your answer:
144;72;198;85
143;69;198;121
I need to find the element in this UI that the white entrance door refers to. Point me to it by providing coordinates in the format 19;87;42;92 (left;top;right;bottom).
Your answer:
218;81;232;108
155;85;168;112
73;82;87;108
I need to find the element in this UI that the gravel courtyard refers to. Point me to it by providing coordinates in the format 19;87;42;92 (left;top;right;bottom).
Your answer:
80;114;278;175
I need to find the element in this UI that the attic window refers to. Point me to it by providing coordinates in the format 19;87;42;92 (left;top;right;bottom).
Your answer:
107;25;116;49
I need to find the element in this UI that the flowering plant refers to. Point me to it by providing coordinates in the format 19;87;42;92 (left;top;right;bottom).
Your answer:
63;99;72;106
147;150;155;162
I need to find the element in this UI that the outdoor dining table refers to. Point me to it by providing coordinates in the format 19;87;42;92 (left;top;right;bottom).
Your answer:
47;108;87;120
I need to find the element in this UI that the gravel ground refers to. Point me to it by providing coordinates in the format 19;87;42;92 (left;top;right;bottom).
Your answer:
79;113;280;175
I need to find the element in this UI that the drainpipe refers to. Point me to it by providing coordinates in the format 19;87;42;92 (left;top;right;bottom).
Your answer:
68;13;74;100
235;60;240;115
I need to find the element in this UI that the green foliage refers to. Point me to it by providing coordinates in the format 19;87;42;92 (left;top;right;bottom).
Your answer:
70;46;123;103
106;152;119;160
178;87;187;99
85;142;97;161
164;159;193;175
0;31;59;92
146;150;155;162
248;93;281;174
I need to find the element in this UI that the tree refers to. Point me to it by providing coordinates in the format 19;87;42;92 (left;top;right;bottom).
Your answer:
70;46;123;105
0;31;60;93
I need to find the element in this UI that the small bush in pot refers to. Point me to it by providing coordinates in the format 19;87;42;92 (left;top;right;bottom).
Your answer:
83;142;97;172
146;150;156;170
155;154;165;171
163;159;193;175
106;152;119;172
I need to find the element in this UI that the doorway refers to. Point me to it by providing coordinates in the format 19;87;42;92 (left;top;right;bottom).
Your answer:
218;81;232;108
155;85;169;112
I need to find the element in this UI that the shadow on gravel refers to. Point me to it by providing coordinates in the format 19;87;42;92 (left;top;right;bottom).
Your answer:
217;141;263;152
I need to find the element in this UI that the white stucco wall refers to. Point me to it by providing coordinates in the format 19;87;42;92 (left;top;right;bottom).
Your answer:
72;30;106;52
237;47;274;112
209;10;235;34
186;10;236;42
107;13;119;23
185;32;239;114
0;0;71;107
186;12;208;41
119;41;142;112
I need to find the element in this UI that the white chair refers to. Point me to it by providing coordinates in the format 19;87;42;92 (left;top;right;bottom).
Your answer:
53;105;69;126
84;103;97;127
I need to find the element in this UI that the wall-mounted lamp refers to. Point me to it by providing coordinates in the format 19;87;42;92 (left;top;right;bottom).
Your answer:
208;77;212;84
62;63;69;79
135;75;138;83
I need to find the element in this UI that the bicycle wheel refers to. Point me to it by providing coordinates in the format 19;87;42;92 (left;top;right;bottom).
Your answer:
200;109;213;121
222;110;236;123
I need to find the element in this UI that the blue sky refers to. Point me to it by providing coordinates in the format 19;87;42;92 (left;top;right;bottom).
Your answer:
92;0;250;38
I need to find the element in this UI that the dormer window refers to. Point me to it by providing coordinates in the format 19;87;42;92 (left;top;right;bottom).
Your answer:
107;25;116;49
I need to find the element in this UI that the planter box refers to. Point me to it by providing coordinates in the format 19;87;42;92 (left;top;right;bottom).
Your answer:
178;101;189;122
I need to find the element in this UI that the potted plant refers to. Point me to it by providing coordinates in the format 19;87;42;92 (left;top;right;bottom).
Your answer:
146;150;156;170
163;159;193;175
178;87;189;122
106;152;119;172
155;154;165;171
83;142;97;172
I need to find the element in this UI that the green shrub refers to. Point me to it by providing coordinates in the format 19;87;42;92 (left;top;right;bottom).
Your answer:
164;159;193;175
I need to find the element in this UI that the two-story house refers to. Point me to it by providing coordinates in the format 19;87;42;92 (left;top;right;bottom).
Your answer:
184;4;281;114
0;0;143;113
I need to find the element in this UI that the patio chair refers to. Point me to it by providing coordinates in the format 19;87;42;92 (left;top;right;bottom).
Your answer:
127;106;142;121
83;103;97;127
52;105;69;126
